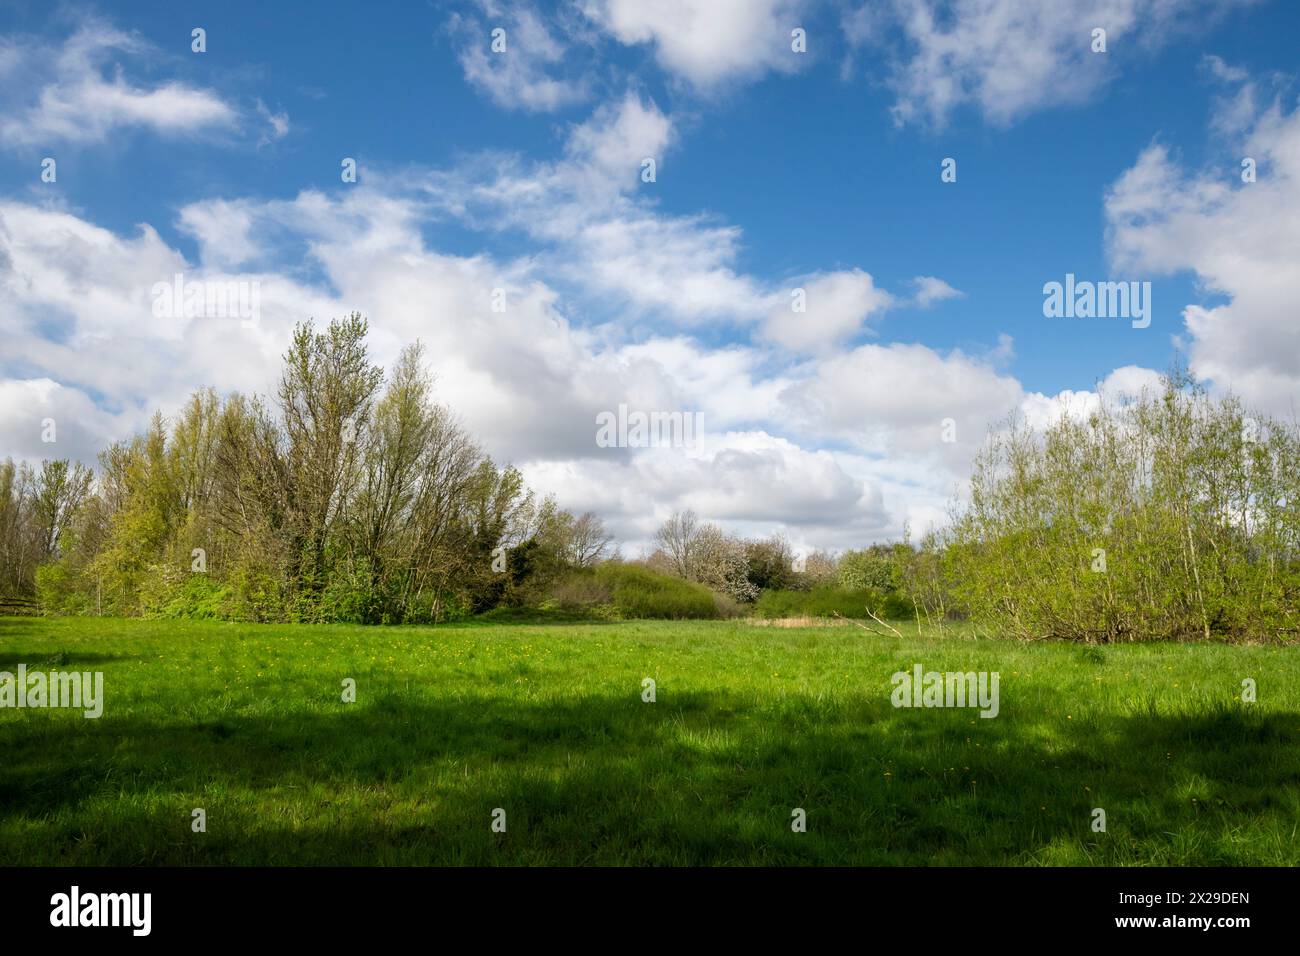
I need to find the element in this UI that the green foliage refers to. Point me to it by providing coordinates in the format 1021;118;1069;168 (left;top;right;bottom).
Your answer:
938;373;1300;643
838;545;908;592
755;586;912;620
155;575;230;620
743;536;794;592
19;318;581;625
222;550;284;623
17;324;1297;644
593;562;720;619
34;562;91;616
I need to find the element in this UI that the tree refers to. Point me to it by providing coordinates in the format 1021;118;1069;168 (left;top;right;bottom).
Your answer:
277;314;384;612
0;460;36;594
654;509;700;578
18;314;612;624
838;544;907;593
743;534;793;591
691;524;758;602
567;512;613;568
31;459;93;561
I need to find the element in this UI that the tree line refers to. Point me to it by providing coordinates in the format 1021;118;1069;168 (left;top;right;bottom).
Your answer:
7;314;611;623
3;313;1296;642
638;369;1300;642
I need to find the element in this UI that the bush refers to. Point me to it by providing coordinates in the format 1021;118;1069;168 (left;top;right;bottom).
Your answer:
754;586;913;620
838;545;908;592
743;536;794;592
594;562;719;619
34;562;90;616
224;556;284;623
546;568;614;609
940;372;1300;643
157;575;230;620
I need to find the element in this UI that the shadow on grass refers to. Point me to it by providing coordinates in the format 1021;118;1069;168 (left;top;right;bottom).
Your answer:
1;689;1297;865
0;616;44;637
0;616;142;667
0;651;142;668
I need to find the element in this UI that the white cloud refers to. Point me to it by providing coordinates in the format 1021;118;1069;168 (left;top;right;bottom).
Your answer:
255;99;290;146
0;21;239;147
910;275;963;308
522;430;894;553
560;92;674;196
1105;74;1300;414
582;0;808;90
0;200;330;435
612;337;790;431
763;269;893;352
451;1;590;112
0;186;1036;555
849;0;1253;128
422;93;776;325
177;199;265;271
0;378;130;469
780;341;1027;463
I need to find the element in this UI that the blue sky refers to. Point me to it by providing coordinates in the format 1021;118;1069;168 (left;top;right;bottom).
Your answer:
1;1;1298;552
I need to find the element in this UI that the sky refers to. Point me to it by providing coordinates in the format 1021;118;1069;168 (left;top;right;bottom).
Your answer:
0;0;1297;555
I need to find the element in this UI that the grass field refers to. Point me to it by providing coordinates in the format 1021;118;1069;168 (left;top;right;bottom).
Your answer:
1;615;1297;865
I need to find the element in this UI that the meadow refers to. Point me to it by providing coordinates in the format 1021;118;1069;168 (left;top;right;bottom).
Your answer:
1;614;1297;866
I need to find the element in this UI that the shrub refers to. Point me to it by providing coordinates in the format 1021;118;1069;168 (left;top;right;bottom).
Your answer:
34;562;90;616
838;545;908;592
754;586;912;620
546;569;614;609
940;372;1300;643
743;536;794;592
594;562;719;619
157;575;230;620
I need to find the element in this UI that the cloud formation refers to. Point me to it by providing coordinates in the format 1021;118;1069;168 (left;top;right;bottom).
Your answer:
0;21;239;147
1105;66;1300;414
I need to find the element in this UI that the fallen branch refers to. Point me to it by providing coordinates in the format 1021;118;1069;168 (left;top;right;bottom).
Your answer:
831;610;902;639
865;607;904;638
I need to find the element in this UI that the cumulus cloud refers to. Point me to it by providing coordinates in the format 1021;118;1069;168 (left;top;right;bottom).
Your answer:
1104;69;1300;414
0;378;130;468
780;341;1026;464
0;178;1033;555
763;270;893;352
560;92;674;195
0;200;332;442
522;430;895;554
581;0;809;90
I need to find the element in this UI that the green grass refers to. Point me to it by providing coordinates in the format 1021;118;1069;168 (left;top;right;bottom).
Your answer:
1;615;1297;865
